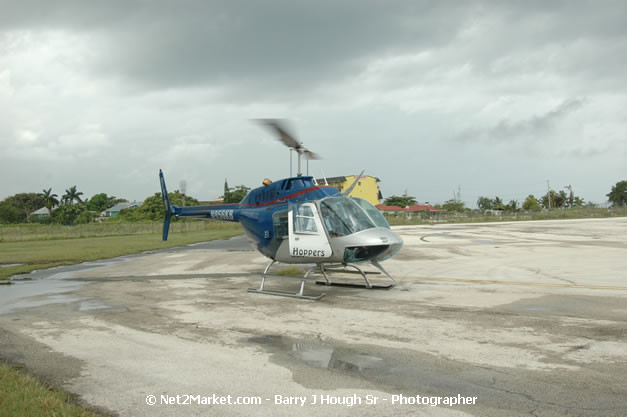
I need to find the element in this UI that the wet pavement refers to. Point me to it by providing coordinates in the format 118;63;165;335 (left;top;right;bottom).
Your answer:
0;237;254;314
1;220;627;416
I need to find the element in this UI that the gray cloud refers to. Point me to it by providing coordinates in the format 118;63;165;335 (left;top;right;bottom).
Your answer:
4;1;625;98
456;98;587;143
1;1;472;94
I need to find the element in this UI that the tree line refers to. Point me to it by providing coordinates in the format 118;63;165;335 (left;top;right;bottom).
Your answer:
222;180;251;204
383;180;626;213
0;186;129;225
0;179;253;225
1;180;625;225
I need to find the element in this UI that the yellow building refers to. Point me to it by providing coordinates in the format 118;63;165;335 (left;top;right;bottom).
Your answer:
315;175;383;206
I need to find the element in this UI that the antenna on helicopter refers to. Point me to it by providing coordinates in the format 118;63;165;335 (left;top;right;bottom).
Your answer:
320;168;329;186
343;170;365;196
256;119;321;177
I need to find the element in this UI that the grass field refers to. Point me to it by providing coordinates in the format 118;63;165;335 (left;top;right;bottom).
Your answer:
0;220;223;242
0;363;110;417
0;221;243;281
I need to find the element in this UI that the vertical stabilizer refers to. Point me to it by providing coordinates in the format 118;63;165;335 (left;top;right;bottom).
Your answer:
159;170;172;241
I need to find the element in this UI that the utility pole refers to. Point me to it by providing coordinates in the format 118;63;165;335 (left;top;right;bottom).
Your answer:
546;180;551;209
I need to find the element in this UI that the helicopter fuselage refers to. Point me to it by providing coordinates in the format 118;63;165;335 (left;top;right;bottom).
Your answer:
162;173;403;265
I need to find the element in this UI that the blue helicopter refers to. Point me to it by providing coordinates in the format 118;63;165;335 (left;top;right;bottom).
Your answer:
159;120;403;299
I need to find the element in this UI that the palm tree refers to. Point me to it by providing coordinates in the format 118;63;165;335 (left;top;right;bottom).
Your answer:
555;190;568;208
476;196;493;211
40;188;59;212
62;185;84;205
493;196;505;210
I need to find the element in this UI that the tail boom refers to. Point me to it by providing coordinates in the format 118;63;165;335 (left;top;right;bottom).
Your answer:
159;170;241;241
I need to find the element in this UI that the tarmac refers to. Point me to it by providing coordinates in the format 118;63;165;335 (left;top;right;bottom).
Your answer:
1;217;626;416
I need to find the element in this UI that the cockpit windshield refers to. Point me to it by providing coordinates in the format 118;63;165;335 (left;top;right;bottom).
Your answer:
350;197;391;229
319;197;375;237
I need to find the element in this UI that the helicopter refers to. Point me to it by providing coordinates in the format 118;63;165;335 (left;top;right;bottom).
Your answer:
159;120;403;299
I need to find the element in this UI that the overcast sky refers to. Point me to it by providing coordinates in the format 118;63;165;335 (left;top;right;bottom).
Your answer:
1;1;625;207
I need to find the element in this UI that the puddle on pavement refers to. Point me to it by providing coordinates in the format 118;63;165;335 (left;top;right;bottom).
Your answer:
243;334;496;399
0;236;251;316
242;333;612;415
0;277;84;314
291;341;384;372
0;260;118;315
245;335;388;374
0;275;112;314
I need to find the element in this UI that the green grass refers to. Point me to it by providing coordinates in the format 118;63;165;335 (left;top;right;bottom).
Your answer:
0;220;226;242
0;362;110;417
275;266;306;276
0;222;243;281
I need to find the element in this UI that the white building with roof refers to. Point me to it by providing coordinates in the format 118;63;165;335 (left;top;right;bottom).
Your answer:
101;201;142;218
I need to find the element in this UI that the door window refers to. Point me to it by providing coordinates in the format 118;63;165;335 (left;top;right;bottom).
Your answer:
293;204;318;233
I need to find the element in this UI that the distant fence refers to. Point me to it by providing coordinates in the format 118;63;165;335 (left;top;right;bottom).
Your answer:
0;220;240;242
2;208;625;241
384;207;627;226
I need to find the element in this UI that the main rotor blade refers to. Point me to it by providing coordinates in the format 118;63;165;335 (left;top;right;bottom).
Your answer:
303;150;321;160
257;119;301;149
343;170;365;196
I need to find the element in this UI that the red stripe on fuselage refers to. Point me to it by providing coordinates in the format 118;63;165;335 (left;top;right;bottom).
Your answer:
243;185;338;207
192;186;337;211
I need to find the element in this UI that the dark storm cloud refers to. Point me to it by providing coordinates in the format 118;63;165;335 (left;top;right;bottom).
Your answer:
0;1;472;93
2;1;627;98
456;98;587;143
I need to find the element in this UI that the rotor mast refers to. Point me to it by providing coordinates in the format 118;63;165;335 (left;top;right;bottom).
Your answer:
257;119;321;177
296;144;303;176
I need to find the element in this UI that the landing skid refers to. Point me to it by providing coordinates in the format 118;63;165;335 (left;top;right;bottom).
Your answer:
247;260;326;300
315;281;394;289
311;261;396;290
247;260;397;300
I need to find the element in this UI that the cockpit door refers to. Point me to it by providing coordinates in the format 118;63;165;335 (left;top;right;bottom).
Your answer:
288;202;332;259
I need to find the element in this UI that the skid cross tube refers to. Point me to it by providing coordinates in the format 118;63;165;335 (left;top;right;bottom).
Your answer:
312;262;396;289
247;260;397;300
247;260;326;300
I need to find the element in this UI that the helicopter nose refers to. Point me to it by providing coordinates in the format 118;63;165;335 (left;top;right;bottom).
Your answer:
342;227;403;263
374;228;403;261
